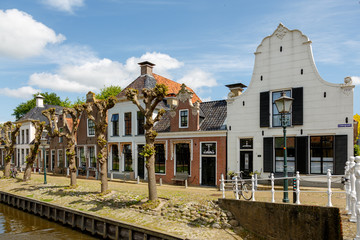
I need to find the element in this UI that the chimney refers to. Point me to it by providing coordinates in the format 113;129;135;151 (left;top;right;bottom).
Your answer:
166;94;178;108
36;94;45;108
86;91;95;103
225;83;247;97
138;61;155;75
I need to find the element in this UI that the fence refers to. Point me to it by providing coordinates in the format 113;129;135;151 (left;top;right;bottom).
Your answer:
219;156;360;239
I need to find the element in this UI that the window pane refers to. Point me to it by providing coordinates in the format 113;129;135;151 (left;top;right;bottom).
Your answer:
311;162;321;173
240;139;252;149
155;144;165;173
125;112;132;135
323;162;333;173
137;111;145;135
124;144;132;171
112;145;119;171
276;161;283;172
201;143;216;155
288;161;295;172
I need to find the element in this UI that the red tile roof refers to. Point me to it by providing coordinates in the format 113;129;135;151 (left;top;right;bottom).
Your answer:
153;73;201;103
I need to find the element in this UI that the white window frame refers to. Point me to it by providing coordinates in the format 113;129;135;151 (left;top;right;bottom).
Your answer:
57;149;63;167
123;112;132;136
179;109;189;128
87;119;95;137
271;89;292;128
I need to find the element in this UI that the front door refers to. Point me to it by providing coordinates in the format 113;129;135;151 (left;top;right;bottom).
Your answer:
240;151;253;178
137;145;144;179
175;143;190;175
201;157;216;186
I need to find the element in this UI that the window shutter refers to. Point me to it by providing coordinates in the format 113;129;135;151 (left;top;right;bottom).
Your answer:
295;136;308;174
292;87;303;125
260;91;270;127
335;135;348;175
263;137;273;172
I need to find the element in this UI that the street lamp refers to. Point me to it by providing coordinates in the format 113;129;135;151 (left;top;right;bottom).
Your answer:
274;91;294;203
40;130;48;184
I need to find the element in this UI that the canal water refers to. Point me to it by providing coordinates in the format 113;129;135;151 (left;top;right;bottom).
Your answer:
0;203;96;239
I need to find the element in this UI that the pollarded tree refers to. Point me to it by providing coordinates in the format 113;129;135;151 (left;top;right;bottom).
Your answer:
85;92;117;193
42;105;86;187
125;84;168;201
0;121;21;178
23;120;45;181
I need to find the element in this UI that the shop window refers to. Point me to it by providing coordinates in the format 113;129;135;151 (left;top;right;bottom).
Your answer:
155;144;165;174
310;136;334;174
112;145;119;171
275;137;295;173
123;144;132;171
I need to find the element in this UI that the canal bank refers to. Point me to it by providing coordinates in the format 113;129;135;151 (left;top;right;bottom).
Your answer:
0;191;184;239
0;174;244;240
0;202;95;239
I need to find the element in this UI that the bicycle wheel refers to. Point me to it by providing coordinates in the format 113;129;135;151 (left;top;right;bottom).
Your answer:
241;182;253;200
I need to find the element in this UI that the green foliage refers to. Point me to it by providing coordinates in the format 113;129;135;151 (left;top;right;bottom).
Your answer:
12;92;72;120
355;144;360;156
96;85;122;100
140;144;156;158
71;96;86;106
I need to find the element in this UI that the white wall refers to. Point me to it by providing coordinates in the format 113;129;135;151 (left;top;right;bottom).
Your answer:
227;24;354;175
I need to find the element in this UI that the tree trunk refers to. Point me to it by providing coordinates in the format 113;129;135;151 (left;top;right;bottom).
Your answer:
68;144;77;187
147;153;158;201
100;161;108;193
4;161;10;178
23;162;33;181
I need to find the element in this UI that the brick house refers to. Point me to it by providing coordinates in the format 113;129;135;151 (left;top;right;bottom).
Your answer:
107;61;227;186
75;92;101;177
154;84;227;186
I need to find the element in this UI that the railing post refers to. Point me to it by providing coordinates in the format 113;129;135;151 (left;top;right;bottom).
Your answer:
350;157;357;222
251;175;255;201
345;158;351;212
254;173;258;190
271;173;275;203
220;174;225;199
327;169;333;207
110;171;113;180
185;179;188;189
159;177;162;186
235;177;239;200
86;169;89;179
296;171;301;205
354;156;360;238
137;176;140;184
33;168;36;173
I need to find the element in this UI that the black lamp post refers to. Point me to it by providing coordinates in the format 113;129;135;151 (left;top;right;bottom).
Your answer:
40;130;48;184
274;91;293;203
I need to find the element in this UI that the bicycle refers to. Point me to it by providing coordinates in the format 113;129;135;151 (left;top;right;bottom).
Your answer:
10;167;18;178
232;171;253;200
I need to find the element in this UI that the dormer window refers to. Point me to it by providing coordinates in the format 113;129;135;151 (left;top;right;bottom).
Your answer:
87;119;95;136
179;109;188;128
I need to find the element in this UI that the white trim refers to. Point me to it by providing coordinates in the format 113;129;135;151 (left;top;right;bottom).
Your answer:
199;141;217;186
157;131;227;138
179;109;189;128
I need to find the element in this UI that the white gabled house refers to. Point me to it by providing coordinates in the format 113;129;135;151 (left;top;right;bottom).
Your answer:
227;24;354;177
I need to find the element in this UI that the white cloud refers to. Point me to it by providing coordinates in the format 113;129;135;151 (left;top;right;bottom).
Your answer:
0;86;40;99
0;9;65;59
178;68;217;90
28;52;186;93
29;73;96;92
352;76;360;85
41;0;85;13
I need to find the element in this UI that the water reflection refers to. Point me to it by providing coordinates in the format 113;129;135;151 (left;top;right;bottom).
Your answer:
0;203;95;239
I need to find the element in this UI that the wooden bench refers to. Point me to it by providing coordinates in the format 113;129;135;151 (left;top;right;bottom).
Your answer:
172;173;189;185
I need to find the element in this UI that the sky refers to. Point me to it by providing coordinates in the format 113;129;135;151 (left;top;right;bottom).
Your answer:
0;0;359;122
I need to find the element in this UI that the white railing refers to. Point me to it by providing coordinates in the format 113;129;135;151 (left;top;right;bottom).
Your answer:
220;156;360;239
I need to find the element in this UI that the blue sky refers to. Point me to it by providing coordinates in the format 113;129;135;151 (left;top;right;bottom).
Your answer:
0;0;359;122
